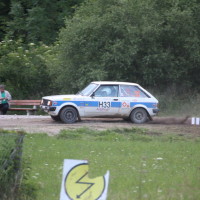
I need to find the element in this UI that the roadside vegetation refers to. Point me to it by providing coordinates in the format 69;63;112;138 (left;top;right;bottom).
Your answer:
151;89;200;117
0;131;37;200
20;127;200;200
1;0;200;99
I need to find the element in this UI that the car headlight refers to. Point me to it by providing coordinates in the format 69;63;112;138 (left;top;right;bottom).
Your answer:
47;100;52;106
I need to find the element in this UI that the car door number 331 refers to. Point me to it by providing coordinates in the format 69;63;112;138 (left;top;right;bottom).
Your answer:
99;101;110;108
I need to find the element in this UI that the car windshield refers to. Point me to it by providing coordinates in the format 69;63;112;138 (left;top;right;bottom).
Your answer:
78;83;98;96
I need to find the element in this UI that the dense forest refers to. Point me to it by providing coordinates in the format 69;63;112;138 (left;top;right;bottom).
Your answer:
0;0;200;99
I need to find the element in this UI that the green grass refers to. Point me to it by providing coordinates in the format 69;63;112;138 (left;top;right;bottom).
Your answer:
22;128;200;200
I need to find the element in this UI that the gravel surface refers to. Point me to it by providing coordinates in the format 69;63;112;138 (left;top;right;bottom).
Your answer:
0;115;199;136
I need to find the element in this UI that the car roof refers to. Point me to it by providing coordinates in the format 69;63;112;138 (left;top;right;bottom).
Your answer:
91;81;139;86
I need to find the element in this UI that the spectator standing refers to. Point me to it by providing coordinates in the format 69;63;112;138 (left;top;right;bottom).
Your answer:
0;85;12;115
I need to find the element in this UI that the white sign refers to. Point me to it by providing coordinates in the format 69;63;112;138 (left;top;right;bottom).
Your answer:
60;159;110;200
191;117;200;125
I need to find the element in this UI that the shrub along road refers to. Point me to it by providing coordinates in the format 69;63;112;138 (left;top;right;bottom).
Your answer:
0;115;199;137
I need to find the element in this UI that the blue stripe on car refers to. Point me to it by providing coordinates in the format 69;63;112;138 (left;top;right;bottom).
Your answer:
130;102;155;108
53;101;156;108
111;102;121;107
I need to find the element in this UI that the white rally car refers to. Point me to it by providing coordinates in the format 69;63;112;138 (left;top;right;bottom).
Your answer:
40;81;159;124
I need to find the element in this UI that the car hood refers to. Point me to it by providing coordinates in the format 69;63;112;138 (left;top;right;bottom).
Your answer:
42;94;80;101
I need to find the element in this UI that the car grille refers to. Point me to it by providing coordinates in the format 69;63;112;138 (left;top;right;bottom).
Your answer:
42;99;49;106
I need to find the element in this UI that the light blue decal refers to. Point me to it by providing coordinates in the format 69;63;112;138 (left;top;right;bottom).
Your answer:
111;102;121;108
53;101;99;107
130;102;155;108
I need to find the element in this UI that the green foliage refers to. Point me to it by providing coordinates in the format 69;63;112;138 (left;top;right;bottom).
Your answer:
17;158;38;200
0;39;56;99
6;0;85;44
0;131;37;200
1;0;200;99
0;0;10;41
0;134;15;199
57;0;200;93
0;133;23;199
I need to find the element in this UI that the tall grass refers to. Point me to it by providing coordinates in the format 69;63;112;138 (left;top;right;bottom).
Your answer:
22;128;200;200
150;86;200;116
0;133;23;200
0;130;38;200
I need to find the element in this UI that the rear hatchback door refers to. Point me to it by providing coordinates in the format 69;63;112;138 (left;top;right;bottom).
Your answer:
118;84;152;116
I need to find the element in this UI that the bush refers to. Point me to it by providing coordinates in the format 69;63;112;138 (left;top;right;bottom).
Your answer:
0;39;55;99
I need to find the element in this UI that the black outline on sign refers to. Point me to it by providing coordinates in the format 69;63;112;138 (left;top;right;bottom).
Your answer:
64;163;106;200
76;172;94;198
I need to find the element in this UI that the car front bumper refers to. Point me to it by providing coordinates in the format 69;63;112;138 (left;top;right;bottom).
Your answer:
153;108;159;114
40;105;57;112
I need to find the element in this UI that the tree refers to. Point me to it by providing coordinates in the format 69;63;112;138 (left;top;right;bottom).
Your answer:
57;0;200;93
0;0;11;41
6;0;84;44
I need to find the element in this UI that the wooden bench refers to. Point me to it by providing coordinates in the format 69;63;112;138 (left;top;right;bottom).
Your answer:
9;100;41;115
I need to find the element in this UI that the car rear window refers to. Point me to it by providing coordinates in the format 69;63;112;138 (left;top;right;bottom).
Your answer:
119;85;150;98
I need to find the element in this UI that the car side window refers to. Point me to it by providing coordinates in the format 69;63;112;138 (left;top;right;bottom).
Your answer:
119;85;149;98
93;85;118;97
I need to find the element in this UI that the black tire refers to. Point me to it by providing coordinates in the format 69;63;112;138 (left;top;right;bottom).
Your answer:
60;107;77;124
51;115;61;121
130;108;148;124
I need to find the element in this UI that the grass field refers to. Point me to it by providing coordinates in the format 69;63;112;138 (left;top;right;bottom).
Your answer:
21;127;200;200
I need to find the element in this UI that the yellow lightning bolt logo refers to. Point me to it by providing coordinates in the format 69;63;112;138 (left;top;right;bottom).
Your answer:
65;163;105;200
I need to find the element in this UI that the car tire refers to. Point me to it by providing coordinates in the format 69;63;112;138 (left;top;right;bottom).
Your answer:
60;107;77;124
51;115;61;121
130;108;147;124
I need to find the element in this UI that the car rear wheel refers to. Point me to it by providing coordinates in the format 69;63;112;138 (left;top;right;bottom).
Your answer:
51;115;61;121
130;108;147;124
60;107;77;124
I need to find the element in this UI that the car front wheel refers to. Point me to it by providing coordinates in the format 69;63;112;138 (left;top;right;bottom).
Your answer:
130;108;147;124
60;107;78;124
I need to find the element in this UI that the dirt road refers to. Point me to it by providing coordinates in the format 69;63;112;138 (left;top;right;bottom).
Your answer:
0;115;199;136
